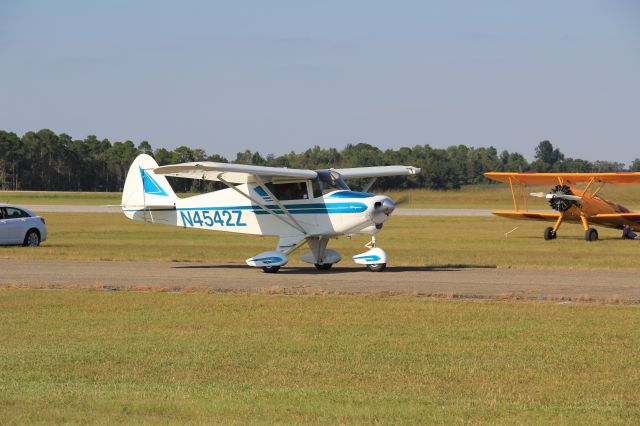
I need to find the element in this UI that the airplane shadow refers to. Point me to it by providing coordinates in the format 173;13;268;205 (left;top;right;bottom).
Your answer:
172;264;497;274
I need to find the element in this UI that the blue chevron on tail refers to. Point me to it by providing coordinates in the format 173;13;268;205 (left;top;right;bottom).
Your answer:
139;167;169;197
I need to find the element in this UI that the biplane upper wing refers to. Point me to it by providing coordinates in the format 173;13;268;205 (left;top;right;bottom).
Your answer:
484;172;640;185
153;162;318;184
492;211;561;222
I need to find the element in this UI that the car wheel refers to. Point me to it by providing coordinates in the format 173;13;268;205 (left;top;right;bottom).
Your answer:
23;229;40;247
262;265;280;273
366;263;386;272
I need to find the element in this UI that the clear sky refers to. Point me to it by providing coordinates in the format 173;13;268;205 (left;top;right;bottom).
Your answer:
1;0;639;162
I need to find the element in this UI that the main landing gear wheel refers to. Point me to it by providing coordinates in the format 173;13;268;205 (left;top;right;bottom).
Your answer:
262;265;281;273
366;263;386;272
314;263;333;271
543;227;557;240
585;227;598;242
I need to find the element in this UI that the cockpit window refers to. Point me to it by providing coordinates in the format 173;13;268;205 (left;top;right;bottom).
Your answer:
266;182;309;201
312;170;350;197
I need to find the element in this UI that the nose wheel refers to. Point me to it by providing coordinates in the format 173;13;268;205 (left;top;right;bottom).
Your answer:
353;236;388;272
366;263;386;272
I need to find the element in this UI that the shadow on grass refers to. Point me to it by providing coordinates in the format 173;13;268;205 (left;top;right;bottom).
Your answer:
173;264;497;274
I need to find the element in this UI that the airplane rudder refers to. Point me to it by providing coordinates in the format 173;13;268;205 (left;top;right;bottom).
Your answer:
122;154;176;209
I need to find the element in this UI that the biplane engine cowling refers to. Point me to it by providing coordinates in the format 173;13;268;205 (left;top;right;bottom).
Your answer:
548;185;579;212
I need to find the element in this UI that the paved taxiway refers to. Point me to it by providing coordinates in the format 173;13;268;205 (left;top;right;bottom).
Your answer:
2;259;639;302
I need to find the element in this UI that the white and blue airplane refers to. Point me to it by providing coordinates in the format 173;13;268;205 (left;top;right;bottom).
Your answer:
121;154;420;273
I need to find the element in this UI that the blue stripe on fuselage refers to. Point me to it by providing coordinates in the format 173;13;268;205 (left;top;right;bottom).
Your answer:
326;191;376;199
123;201;368;215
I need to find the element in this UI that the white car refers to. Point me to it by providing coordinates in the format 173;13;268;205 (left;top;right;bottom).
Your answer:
0;204;47;247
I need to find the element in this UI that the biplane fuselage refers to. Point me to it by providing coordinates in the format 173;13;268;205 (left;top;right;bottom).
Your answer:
485;172;640;241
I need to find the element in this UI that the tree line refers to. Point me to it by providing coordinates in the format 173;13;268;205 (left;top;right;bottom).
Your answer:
1;129;638;192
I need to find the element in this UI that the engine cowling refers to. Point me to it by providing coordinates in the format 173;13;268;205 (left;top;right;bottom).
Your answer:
548;185;579;212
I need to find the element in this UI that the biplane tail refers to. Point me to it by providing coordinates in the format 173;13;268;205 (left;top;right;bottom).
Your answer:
121;154;178;214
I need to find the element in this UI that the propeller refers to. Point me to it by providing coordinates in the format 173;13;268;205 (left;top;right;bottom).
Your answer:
393;194;410;207
530;185;581;212
372;197;396;224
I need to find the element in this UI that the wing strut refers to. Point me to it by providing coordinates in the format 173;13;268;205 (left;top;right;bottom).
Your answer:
508;177;518;211
362;177;377;193
254;175;307;235
217;174;307;235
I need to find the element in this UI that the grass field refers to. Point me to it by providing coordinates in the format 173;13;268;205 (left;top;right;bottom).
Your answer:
4;184;640;210
0;290;638;424
1;212;639;270
2;190;639;424
0;190;121;205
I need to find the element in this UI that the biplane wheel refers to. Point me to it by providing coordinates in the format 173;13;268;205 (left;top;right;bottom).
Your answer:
543;227;556;240
366;263;386;272
261;265;281;273
314;263;333;271
585;227;598;242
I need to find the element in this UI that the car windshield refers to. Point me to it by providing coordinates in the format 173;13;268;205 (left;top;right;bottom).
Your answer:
312;170;350;197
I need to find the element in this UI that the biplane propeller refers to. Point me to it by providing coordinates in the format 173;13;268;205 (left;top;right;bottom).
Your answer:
530;185;582;212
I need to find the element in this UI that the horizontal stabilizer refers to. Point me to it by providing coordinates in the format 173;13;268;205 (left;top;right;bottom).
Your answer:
119;205;176;211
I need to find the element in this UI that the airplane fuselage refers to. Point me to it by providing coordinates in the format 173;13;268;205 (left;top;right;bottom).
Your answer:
561;187;633;223
123;185;391;238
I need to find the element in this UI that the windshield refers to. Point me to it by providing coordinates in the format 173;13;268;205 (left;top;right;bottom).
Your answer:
312;170;350;197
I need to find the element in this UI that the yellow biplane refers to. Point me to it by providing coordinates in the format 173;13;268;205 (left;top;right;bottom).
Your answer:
484;172;640;241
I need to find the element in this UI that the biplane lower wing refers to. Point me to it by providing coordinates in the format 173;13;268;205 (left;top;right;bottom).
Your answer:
493;211;640;230
589;213;640;228
492;211;561;222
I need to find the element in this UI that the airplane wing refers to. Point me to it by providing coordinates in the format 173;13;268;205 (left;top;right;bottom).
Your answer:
591;213;640;221
333;166;421;179
153;162;317;184
154;163;421;183
484;172;640;185
492;211;561;222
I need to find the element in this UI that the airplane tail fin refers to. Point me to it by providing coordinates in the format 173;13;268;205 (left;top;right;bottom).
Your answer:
121;154;178;217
